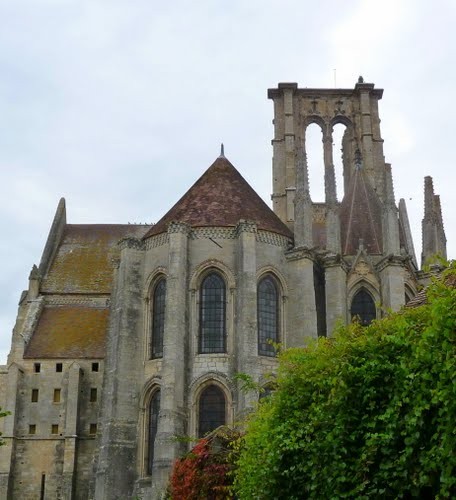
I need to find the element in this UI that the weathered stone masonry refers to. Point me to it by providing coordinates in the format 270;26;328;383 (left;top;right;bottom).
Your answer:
0;80;447;499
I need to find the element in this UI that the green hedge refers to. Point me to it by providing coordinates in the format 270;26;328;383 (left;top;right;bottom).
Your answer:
234;268;456;499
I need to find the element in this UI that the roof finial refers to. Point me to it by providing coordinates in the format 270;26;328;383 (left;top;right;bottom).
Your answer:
219;143;225;158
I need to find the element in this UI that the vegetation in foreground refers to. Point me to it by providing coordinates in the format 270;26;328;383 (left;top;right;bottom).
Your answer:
234;266;456;498
168;266;456;499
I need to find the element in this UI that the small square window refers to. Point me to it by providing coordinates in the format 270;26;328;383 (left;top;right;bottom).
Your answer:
91;362;99;372
51;424;59;435
89;423;97;435
90;388;97;402
31;389;39;403
34;363;41;373
29;424;36;435
56;363;63;372
53;389;61;403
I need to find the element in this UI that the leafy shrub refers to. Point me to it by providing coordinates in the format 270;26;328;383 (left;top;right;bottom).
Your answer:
234;267;456;499
169;427;239;499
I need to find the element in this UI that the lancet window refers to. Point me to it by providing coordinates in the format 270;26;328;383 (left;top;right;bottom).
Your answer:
198;385;226;437
147;390;160;475
199;272;226;353
350;288;376;326
257;275;279;356
150;278;166;359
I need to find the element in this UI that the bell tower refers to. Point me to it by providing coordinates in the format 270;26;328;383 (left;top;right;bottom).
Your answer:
268;78;386;241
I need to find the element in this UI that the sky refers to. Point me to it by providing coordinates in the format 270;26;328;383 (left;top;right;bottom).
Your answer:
0;0;455;364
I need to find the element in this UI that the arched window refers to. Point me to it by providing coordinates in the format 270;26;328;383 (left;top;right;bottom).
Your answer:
150;278;166;359
198;385;225;437
199;273;226;353
351;289;376;326
147;390;160;475
258;275;279;356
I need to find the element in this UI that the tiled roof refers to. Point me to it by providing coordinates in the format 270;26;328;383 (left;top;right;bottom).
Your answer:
41;224;150;294
406;273;456;308
339;168;383;255
144;156;293;239
24;306;109;359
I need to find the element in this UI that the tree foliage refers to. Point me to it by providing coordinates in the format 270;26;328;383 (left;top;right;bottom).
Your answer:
234;267;456;499
169;427;240;499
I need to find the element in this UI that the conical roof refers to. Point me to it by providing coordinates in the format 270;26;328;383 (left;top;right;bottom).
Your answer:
144;156;293;239
339;167;383;255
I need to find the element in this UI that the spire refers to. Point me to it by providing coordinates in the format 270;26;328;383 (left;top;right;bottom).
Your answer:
294;139;313;247
421;176;447;267
383;163;400;255
219;143;225;158
398;199;418;268
339;166;383;255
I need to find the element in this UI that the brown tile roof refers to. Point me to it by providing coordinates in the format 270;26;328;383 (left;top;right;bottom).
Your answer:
144;156;293;239
339;168;383;255
406;273;456;308
41;224;150;294
24;306;109;359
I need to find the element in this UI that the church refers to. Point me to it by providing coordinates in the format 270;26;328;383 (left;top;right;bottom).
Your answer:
0;79;447;499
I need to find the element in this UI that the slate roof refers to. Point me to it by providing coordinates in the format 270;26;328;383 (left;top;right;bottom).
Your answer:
144;156;293;239
339;167;383;255
24;306;109;359
41;224;151;294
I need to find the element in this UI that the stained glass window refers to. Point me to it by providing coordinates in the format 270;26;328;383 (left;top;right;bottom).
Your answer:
198;385;225;437
199;273;226;353
351;289;376;326
151;279;166;358
258;276;279;356
147;390;160;475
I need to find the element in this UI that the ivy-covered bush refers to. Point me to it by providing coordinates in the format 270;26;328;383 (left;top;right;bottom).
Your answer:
169;427;239;499
234;267;456;499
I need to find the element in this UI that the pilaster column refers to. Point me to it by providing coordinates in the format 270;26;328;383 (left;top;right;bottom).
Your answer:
61;363;81;499
323;131;337;205
323;130;341;254
324;257;347;336
94;237;145;500
152;222;189;492
235;220;258;413
285;248;318;345
379;258;405;311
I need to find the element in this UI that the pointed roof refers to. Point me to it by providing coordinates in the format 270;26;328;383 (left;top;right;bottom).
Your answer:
339;167;383;255
144;156;293;239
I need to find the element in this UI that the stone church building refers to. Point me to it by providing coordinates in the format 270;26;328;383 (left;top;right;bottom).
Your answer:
0;80;447;499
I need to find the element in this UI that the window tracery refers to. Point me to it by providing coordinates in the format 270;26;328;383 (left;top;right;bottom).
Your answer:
198;385;225;437
258;275;279;356
147;390;160;475
199;272;226;353
150;278;166;358
350;288;376;326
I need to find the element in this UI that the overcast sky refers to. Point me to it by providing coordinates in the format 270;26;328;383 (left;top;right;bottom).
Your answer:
1;0;455;364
